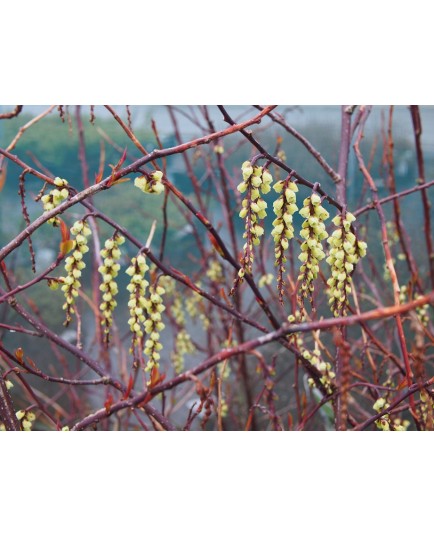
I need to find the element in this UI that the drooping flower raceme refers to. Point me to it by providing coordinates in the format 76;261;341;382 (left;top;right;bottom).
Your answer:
171;329;195;374
272;177;298;303
231;161;272;294
98;234;125;342
326;211;367;317
61;220;91;325
143;283;166;375
126;254;149;348
297;193;329;302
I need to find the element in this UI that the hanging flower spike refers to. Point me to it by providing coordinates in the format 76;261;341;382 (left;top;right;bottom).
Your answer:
143;282;166;378
41;177;69;225
126;254;149;350
134;170;165;194
171;329;195;374
61;220;91;325
272;177;298;304
230;161;271;294
98;234;125;343
326;211;367;317
297;193;329;303
303;347;336;395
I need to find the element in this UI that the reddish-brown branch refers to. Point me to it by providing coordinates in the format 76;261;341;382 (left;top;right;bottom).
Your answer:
257;105;340;183
0;368;20;430
0;105;55;173
0;105;23;120
217;105;343;211
354;179;434;217
410;105;434;289
385;107;422;290
353;106;417;416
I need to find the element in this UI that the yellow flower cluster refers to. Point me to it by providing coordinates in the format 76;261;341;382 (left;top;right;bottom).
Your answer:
206;259;224;283
185;285;210;329
232;161;272;291
303;348;335;395
171;328;195;374
126;254;149;345
143;283;166;374
258;273;274;288
134;170;165;194
5;379;13;390
41;177;69;225
415;294;430;326
297;193;329;301
218;358;231;380
16;410;36;431
98;234;125;341
62;220;91;325
272;178;298;302
418;390;434;429
326;212;367;317
372;397;408;431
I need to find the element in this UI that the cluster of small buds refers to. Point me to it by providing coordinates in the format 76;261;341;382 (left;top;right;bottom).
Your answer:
415;294;430;326
157;275;186;324
418;390;434;428
399;286;430;326
171;328;195;374
126;254;149;346
286;311;306;345
219;398;229;418
41;177;69;225
297;194;329;301
272;178;299;303
218;359;231;381
143;283;166;374
326;212;367;317
399;285;408;304
16;409;36;431
258;273;274;288
5;379;13;390
303;348;335;394
231;161;272;293
62;220;91;325
386;220;399;245
206;259;224;283
185;285;210;329
134;170;165;194
373;398;389;429
392;418;410;431
171;295;186;326
98;234;124;341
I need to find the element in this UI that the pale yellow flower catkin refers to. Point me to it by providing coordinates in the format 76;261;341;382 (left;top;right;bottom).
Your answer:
303;347;335;395
171;329;195;374
143;283;166;375
326;211;367;317
41;177;69;225
61;220;91;325
272;177;298;303
134;170;165;194
126;254;149;346
297;193;329;301
98;234;125;342
231;161;272;293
